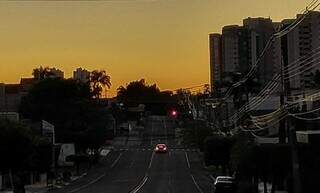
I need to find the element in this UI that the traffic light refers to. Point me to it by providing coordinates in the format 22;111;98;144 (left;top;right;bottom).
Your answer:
169;109;178;118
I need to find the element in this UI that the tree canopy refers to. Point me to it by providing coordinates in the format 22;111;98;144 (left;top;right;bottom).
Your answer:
32;66;62;80
0;119;35;172
20;78;112;151
89;70;111;98
116;79;176;114
117;79;174;103
0;118;52;173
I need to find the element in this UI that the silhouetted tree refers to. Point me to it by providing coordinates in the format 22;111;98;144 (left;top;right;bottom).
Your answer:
117;79;172;102
230;72;260;110
32;66;58;80
20;78;111;151
0;119;36;193
117;79;175;114
89;70;111;98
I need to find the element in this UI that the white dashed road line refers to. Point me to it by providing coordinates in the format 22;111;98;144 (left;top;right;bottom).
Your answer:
190;174;204;193
129;151;155;193
148;152;155;169
111;152;123;168
67;152;123;193
209;175;216;182
67;174;106;193
184;151;191;169
129;175;149;193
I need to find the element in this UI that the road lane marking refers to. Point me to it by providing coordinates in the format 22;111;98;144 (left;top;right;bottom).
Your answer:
148;151;155;169
209;175;216;182
67;173;106;193
111;152;123;168
129;175;148;193
129;150;154;193
190;174;204;193
185;151;191;169
163;119;168;146
66;152;124;193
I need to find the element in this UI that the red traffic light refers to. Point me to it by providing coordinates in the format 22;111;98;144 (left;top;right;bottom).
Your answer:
170;110;178;118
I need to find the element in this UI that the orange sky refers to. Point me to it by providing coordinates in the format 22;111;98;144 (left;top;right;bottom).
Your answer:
0;0;311;96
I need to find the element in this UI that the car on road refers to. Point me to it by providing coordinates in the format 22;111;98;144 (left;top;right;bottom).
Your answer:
154;143;168;153
213;176;236;193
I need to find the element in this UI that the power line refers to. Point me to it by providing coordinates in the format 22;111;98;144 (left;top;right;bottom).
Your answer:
225;47;320;125
220;1;320;101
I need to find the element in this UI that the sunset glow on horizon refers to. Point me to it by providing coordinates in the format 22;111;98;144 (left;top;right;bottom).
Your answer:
0;0;311;96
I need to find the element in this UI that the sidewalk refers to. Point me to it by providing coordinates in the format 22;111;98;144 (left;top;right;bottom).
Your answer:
0;183;48;193
48;151;120;193
1;139;122;193
25;183;49;193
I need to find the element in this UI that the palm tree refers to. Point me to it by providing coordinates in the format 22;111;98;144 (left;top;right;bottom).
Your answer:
89;70;111;98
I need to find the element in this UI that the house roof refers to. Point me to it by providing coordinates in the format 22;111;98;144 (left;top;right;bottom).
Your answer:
20;78;36;85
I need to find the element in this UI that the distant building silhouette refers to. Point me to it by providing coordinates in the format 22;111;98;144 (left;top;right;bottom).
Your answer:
73;68;90;83
209;17;284;93
50;68;64;79
20;78;37;95
243;17;281;85
221;25;240;81
281;11;320;91
0;78;37;112
0;83;21;112
209;33;223;93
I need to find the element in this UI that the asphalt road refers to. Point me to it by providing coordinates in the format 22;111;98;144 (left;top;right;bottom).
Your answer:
52;116;212;193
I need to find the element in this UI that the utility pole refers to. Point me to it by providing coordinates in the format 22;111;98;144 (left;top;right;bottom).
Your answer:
287;114;302;193
279;55;286;143
280;29;301;193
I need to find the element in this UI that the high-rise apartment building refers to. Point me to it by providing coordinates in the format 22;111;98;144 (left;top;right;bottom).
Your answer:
243;17;281;85
209;33;223;92
209;12;320;95
73;68;91;83
222;25;240;80
209;17;282;93
282;11;320;90
222;25;252;82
